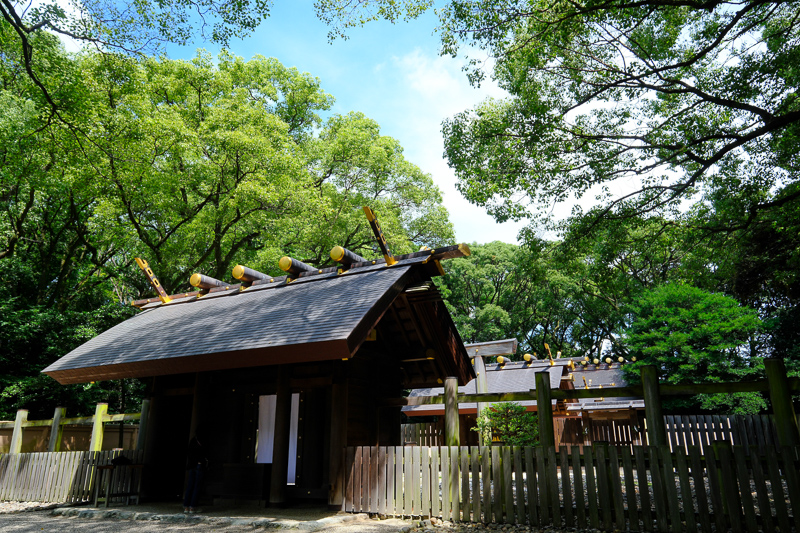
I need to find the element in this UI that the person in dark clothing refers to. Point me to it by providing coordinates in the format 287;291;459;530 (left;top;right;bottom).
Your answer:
183;435;208;513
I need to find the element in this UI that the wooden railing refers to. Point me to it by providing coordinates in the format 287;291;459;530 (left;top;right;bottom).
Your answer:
0;449;143;503
344;444;800;532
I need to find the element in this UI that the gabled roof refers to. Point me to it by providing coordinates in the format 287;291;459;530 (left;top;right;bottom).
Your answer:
43;253;474;386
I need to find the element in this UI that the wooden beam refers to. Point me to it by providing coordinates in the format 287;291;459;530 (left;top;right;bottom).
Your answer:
641;366;667;446
89;403;108;452
464;339;518;358
48;407;65;452
9;410;27;454
385;377;800;406
136;399;150;451
765;357;800;447
536;372;555;447
444;377;460;446
328;380;348;509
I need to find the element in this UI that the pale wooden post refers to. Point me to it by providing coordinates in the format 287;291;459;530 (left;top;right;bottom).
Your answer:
536;371;555;447
764;358;800;447
444;376;460;447
270;367;292;506
48;407;66;452
473;356;489;446
136;399;150;451
328;380;348;509
10;409;28;454
641;365;667;446
89;403;108;452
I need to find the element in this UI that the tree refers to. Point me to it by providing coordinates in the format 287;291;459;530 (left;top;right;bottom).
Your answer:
438;0;800;237
620;283;764;413
0;0;271;112
0;41;454;417
473;402;538;446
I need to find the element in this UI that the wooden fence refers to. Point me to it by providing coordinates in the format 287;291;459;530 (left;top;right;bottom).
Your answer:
401;422;443;446
554;414;780;455
345;444;800;532
0;449;143;503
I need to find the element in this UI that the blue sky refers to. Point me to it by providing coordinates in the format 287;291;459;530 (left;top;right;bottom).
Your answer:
161;3;528;245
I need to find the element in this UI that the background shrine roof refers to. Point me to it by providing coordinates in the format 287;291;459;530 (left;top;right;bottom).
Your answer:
44;262;421;384
402;363;564;415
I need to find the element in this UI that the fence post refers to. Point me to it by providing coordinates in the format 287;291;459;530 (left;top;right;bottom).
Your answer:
89;403;108;452
9;409;28;454
444;376;460;446
641;366;667;446
536;371;555;447
136;399;150;451
764;357;800;447
48;407;65;452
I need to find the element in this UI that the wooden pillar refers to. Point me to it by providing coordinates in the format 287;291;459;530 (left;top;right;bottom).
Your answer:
641;366;667;446
444;376;460;447
765;357;800;447
10;409;27;454
473;356;489;446
89;403;108;452
136;399;150;451
328;380;348;509
270;367;292;506
48;407;65;452
536;371;555;447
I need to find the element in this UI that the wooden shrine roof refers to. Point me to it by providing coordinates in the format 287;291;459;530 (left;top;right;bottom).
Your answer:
43;253;474;386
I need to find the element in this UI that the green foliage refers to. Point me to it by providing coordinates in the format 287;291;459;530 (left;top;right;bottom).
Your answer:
620;283;765;413
473;402;538;446
0;33;453;418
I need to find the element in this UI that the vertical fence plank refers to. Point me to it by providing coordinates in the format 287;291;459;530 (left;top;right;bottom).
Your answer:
749;445;773;532
609;446;625;531
461;447;470;522
470;446;480;523
660;445;682;533
421;447;430;518
765;447;790;533
571;446;585;529
674;446;696;533
703;443;726;533
560;446;573;528
363;447;372;513
780;446;800;532
546;446;560;528
584;446;599;529
716;444;742;533
621;447;638;532
430;447;440;519
377;446;386;515
525;447;539;527
450;446;459;523
491;447;502;523
441;446;451;520
513;448;525;525
648;446;669;533
386;446;397;516
502;447;513;524
412;446;421;516
480;446;490;523
402;447;412;517
732;446;757;533
369;446;378;514
687;446;710;533
595;445;611;531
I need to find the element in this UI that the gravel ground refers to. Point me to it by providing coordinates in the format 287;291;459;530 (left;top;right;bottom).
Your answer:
0;502;571;533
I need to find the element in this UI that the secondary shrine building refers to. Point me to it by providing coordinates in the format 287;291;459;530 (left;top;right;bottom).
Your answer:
43;245;474;507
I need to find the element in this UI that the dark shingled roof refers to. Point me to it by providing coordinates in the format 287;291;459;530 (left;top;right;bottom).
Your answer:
44;264;415;384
